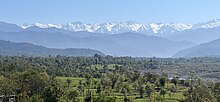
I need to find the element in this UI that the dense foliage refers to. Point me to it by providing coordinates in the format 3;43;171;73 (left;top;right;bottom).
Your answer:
0;55;220;101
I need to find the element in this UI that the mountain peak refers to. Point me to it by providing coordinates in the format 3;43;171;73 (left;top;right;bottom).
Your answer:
16;19;220;35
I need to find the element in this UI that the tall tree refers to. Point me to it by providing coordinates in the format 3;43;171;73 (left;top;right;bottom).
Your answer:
212;82;220;102
139;85;145;98
183;84;214;102
171;77;178;87
107;73;120;89
67;90;80;102
159;77;166;88
145;84;154;100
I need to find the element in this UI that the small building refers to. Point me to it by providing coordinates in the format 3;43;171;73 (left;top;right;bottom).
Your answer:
0;95;16;102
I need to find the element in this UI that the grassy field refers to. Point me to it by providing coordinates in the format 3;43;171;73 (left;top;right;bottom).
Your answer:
56;77;100;87
87;64;121;70
57;77;86;87
56;77;186;102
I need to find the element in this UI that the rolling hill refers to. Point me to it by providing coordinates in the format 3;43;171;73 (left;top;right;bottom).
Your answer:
174;39;220;57
0;40;105;56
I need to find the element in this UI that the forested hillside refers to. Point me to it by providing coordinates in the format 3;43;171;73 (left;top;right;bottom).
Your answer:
0;40;104;56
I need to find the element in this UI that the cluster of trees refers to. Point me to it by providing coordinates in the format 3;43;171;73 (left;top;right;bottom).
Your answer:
0;55;220;101
0;55;160;78
71;70;220;102
0;69;62;102
182;79;220;102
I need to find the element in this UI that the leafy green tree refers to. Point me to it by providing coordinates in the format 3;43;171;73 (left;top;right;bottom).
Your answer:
20;70;50;96
118;75;125;85
132;71;140;82
121;88;128;101
30;94;44;102
115;82;121;92
78;80;85;96
122;83;131;93
144;72;158;83
66;78;72;86
155;95;165;102
183;84;214;102
43;84;62;102
171;77;178;87
132;81;138;90
85;73;92;81
101;77;112;90
212;82;220;102
139;85;145;98
107;73;120;89
159;77;166;88
103;65;108;73
0;77;18;95
68;90;80;102
160;89;167;97
17;92;31;102
145;84;154;100
137;77;145;88
84;90;92;102
96;84;103;94
0;69;51;102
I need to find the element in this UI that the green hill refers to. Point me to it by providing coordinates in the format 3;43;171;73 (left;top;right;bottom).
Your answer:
0;40;105;56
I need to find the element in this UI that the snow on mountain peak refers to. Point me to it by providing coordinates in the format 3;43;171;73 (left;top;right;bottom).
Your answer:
165;23;193;31
149;23;164;33
201;19;220;29
20;19;220;35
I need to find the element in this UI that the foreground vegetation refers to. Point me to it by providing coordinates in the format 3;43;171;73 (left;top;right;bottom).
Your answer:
0;55;220;102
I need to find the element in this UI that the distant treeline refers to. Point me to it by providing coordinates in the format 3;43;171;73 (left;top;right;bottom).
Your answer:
1;55;220;78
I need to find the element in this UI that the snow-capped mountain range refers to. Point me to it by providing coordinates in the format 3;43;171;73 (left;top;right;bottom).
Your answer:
1;19;220;57
20;19;220;35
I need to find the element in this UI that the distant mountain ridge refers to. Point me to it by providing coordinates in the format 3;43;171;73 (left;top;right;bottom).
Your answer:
20;21;192;35
20;19;220;35
0;30;195;57
0;21;23;32
174;39;220;57
0;40;105;56
1;19;220;57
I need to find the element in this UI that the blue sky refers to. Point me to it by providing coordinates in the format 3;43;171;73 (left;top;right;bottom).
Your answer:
0;0;220;24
